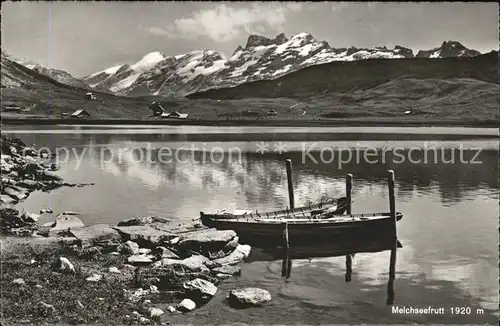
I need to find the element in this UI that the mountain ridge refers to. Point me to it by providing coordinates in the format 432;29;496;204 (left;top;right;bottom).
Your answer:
81;33;483;97
5;33;487;99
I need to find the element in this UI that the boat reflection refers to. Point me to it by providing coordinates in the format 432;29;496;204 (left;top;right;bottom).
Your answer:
247;234;401;305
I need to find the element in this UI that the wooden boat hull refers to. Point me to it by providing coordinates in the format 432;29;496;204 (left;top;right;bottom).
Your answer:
200;212;403;244
201;197;349;226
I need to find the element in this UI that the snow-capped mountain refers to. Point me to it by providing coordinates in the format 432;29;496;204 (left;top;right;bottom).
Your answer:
4;52;89;89
84;33;417;97
416;41;481;58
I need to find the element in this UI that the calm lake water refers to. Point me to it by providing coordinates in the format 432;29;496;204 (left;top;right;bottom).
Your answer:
4;125;499;324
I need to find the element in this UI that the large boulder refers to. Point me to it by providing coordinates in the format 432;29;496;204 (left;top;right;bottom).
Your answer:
113;225;177;248
136;264;217;290
212;244;251;266
176;229;237;257
3;186;28;201
127;254;154;266
17;179;42;190
117;216;171;226
228;288;272;308
155;246;180;259
37;170;64;182
122;240;140;255
152;255;210;273
0;207;39;233
69;224;121;250
183;278;217;303
49;213;85;236
1;194;16;204
211;265;241;278
53;257;76;274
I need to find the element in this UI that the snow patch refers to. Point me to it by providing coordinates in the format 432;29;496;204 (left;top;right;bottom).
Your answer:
132;52;166;71
183;59;227;82
292;32;311;39
104;65;124;75
272;64;293;76
430;50;441;59
109;72;141;92
229;59;258;78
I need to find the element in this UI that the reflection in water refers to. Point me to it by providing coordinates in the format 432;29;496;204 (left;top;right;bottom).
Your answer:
252;235;401;306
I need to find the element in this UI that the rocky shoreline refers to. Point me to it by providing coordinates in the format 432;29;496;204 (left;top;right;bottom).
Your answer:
0;135;270;325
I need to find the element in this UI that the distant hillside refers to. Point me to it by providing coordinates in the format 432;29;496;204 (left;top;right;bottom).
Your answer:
187;51;498;100
1;54;149;118
3;52;89;89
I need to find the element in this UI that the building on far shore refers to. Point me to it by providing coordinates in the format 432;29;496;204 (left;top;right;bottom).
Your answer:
160;110;189;119
85;92;97;100
71;109;91;118
149;102;188;119
267;109;278;116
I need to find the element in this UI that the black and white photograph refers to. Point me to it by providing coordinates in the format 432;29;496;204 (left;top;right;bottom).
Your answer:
1;1;498;325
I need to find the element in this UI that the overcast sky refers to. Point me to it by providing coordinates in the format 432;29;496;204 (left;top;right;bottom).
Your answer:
2;1;498;78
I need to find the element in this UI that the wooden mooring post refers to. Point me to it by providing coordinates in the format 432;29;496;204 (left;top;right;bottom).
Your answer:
345;254;352;282
346;174;353;215
285;159;295;210
281;222;291;279
344;174;353;282
387;170;397;239
386;170;397;305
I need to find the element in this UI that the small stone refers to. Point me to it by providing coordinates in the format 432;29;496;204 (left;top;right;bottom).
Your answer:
30;259;37;265
139;317;151;325
129;288;149;300
110;252;120;256
122;240;140;255
169;237;180;245
138;248;152;255
86;273;103;282
142;299;152;306
108;267;121;274
58;257;76;273
123;264;136;270
228;287;272;308
177;298;196;312
12;278;26;286
149;307;164;318
0;194;16;204
127;254;154;265
183;278;217;302
149;285;159;294
156;246;179;259
166;306;176;313
38;301;56;316
211;265;241;277
22;212;40;223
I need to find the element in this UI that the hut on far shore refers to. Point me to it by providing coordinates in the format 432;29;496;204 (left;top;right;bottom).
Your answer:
71;109;91;118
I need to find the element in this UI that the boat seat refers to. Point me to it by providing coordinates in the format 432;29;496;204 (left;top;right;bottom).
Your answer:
216;203;236;215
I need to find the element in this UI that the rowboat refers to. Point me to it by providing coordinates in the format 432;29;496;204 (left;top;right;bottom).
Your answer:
200;211;403;243
200;197;349;225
